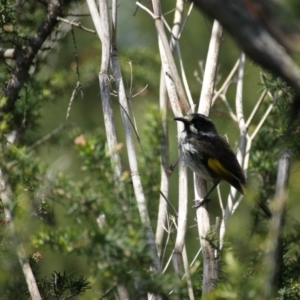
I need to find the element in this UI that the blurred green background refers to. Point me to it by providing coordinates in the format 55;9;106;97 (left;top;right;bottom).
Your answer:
1;0;300;298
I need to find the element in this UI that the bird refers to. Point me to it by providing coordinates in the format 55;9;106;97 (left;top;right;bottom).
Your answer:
174;113;272;218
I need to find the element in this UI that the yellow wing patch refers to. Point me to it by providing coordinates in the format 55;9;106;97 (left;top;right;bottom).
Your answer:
207;158;230;178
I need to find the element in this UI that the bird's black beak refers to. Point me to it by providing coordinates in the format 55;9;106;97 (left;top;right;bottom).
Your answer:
174;117;190;129
173;117;188;124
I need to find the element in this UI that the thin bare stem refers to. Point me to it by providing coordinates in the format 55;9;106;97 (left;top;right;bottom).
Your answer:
178;2;194;39
86;0;123;182
212;58;240;104
220;52;246;248
110;14;161;276
182;246;195;300
195;20;223;294
27;123;73;151
190;247;202;267
245;89;268;128
57;16;96;33
135;2;156;18
250;98;276;141
150;0;190;113
156;71;170;259
176;43;194;110
66;28;84;120
198;20;223;114
264;149;291;298
219;94;237;122
0;168;42;300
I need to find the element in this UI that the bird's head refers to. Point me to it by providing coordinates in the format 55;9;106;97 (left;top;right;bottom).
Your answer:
174;113;218;136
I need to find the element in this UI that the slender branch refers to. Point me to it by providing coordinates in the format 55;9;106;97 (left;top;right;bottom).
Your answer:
86;0;123;182
27;123;73;151
182;246;195;300
178;2;194;39
195;19;223;294
1;0;62;113
219;94;237;122
110;0;161;273
156;26;188;275
135;2;156;19
235;52;247;166
111;51;161;273
57;16;96;33
87;1;133;297
219;52;246;248
66;28;83;120
198;20;223;114
250;96;276;141
150;0;190;113
264;149;291;299
212;58;240;104
245;89;268;128
190;247;202;267
0;168;42;300
176;43;194;110
66;81;81;120
156;69;170;259
152;0;190;278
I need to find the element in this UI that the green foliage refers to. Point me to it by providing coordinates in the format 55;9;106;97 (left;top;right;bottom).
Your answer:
2;0;300;298
39;271;90;299
250;74;300;206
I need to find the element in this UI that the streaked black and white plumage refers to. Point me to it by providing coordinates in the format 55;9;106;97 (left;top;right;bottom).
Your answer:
174;113;272;218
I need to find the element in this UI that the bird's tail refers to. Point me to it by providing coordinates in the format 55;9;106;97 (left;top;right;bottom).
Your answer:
242;184;272;218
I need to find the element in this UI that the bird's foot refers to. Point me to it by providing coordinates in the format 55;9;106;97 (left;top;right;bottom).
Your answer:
193;198;211;209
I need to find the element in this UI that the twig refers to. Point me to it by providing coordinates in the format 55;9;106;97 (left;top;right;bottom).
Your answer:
220;52;246;248
135;2;156;19
154;9;188;276
87;1;132;297
146;0;190;113
245;89;268;128
264;149;291;299
160;216;172;265
110;0;161;273
198;20;223;114
217;185;224;216
57;16;96;33
151;0;191;278
0;168;42;300
27;123;73;151
219;94;237;121
86;0;123;182
182;246;195;300
178;2;194;39
66;81;81;120
66;28;84;120
250;96;276;141
212;58;240;104
176;43;194;110
99;284;117;299
195;19;223;294
190;247;202;267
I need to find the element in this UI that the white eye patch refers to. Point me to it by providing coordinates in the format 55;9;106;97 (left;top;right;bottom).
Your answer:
189;124;198;134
